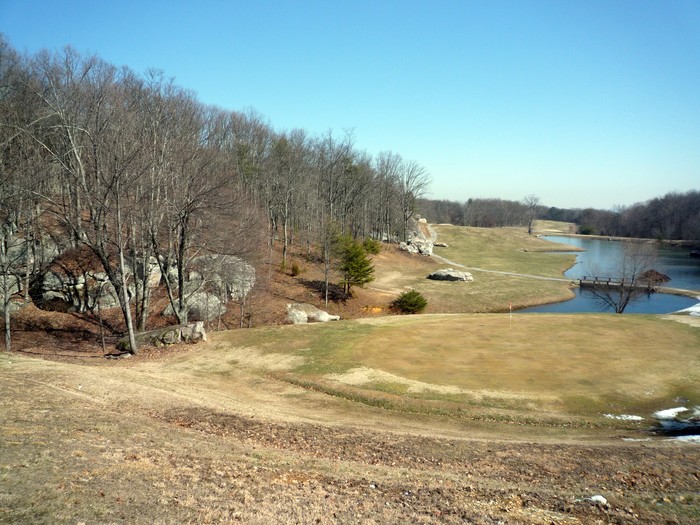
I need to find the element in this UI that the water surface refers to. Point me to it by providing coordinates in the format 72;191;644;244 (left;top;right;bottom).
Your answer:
519;236;700;314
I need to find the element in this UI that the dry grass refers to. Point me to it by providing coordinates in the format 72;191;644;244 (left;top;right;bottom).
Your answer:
531;220;578;234
3;314;700;524
211;313;700;421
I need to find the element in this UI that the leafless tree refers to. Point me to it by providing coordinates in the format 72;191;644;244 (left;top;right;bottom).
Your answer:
585;243;658;313
523;194;541;234
397;159;430;242
26;48;144;353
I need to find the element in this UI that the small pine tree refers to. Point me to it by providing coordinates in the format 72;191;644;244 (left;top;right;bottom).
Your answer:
363;237;381;255
335;235;375;295
391;289;427;314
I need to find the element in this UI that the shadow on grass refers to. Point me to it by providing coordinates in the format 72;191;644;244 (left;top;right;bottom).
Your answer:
297;279;351;303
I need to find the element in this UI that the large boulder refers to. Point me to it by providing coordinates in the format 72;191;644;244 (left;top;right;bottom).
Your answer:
286;303;340;324
401;216;435;256
191;254;256;301
427;269;474;282
30;268;121;312
399;239;434;256
115;322;207;352
162;254;255;321
164;290;225;322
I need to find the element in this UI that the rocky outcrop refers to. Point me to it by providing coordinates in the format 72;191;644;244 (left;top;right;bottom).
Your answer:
286;303;340;324
164;290;224;322
30;269;122;312
162;254;255;322
399;239;434;256
427;269;474;282
400;216;435;256
115;322;207;352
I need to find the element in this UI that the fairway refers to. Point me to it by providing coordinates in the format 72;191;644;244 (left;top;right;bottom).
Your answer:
371;224;581;313
211;313;700;421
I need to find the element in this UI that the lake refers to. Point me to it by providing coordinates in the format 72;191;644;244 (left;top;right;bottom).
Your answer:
520;236;700;314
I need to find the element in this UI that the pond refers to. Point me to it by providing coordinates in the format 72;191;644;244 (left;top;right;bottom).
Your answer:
520;236;700;314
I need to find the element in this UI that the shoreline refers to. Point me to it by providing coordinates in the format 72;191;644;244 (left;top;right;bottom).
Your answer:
536;231;700;249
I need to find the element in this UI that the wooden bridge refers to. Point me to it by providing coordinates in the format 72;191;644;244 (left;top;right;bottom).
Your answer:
579;276;655;291
579;276;628;288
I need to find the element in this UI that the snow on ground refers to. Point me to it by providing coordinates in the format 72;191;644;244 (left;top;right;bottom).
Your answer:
674;299;700;316
671;435;700;443
654;407;689;419
604;414;644;421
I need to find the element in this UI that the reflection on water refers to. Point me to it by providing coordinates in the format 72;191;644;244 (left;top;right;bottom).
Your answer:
519;236;700;314
522;287;698;314
544;236;700;290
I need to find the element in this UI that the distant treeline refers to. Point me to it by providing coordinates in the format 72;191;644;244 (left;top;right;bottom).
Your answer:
418;190;700;241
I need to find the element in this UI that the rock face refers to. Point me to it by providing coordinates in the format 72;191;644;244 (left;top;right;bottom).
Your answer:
399;216;435;256
286;303;340;324
427;269;474;282
163;254;256;322
115;322;207;352
399;239;434;256
31;269;122;312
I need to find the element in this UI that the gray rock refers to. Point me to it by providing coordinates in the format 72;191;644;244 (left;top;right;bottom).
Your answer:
190;254;256;301
427;269;474;282
163;291;225;322
286;303;340;324
115;321;207;352
399;241;419;254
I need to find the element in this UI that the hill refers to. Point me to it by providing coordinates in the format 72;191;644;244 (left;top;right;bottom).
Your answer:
2;224;700;523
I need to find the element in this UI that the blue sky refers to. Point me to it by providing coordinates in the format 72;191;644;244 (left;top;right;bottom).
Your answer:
2;0;699;209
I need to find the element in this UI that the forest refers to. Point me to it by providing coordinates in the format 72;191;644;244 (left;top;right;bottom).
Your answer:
419;191;700;240
0;36;429;352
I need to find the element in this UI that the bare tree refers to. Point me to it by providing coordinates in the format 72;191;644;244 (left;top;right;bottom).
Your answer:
523;194;541;234
27;48;144;353
398;159;430;242
585;243;658;313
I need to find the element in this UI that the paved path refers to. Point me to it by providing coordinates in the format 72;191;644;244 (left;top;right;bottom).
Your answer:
430;253;573;283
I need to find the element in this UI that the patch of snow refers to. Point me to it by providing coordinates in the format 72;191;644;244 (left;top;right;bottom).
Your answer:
654;407;689;419
577;495;608;505
604;414;644;421
671;435;700;444
622;438;652;442
674;300;700;315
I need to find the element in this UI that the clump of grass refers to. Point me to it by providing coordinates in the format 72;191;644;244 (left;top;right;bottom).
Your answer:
290;260;303;276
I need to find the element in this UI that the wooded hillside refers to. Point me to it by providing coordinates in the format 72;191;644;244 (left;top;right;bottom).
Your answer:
0;36;429;352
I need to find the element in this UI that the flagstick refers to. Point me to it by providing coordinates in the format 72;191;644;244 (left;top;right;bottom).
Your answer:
509;302;512;329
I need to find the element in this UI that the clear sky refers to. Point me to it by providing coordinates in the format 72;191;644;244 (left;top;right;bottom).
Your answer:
2;0;699;210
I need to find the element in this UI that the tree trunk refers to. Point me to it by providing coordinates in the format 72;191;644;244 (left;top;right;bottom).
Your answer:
116;188;138;354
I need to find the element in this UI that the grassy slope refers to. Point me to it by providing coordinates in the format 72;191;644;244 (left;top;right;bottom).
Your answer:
210;313;700;423
371;224;579;312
